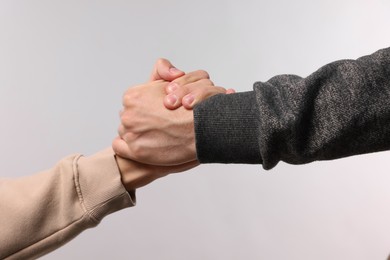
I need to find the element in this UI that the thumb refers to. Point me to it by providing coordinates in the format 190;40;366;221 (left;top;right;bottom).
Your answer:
149;58;185;82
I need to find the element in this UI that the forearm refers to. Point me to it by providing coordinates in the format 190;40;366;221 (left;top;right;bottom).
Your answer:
0;149;134;259
194;47;390;169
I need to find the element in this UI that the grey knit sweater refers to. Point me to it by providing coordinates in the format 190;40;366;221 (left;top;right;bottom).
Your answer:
194;47;390;169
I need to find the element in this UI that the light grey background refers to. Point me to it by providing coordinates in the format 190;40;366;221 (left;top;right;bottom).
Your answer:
1;0;390;259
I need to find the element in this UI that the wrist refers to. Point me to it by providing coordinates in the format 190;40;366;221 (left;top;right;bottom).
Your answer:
114;155;167;191
194;92;262;164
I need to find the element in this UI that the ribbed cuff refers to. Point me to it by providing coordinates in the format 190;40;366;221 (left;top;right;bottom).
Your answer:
76;148;135;222
193;92;262;164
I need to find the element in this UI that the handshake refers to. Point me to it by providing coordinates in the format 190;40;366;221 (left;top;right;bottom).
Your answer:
111;59;235;191
0;58;238;259
3;48;387;259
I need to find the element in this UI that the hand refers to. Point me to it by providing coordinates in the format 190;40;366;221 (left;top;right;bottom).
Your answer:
149;58;185;82
113;80;198;166
113;59;228;166
150;58;234;110
164;78;235;110
115;155;199;191
112;59;198;190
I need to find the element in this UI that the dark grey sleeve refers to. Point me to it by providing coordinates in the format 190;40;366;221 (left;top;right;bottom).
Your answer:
194;91;262;164
194;47;390;169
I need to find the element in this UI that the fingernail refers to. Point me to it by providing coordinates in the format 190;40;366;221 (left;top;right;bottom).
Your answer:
167;82;178;93
166;94;178;105
183;94;195;106
169;67;181;74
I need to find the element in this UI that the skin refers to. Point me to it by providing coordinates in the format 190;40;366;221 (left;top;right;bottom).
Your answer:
113;59;234;167
115;155;198;191
114;59;197;190
164;70;235;109
114;80;198;166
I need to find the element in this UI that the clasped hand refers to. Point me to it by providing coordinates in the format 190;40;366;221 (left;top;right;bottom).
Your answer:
113;59;233;168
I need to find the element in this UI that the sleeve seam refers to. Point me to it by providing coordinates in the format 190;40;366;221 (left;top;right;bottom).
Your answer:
71;155;101;223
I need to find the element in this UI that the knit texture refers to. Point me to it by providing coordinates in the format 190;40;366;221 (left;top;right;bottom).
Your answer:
194;91;262;164
194;47;390;169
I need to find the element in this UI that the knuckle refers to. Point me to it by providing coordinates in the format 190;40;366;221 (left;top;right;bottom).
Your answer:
196;70;210;79
120;113;133;128
111;140;122;154
172;77;185;86
112;138;120;147
122;88;142;106
156;58;167;65
180;84;191;94
122;93;134;106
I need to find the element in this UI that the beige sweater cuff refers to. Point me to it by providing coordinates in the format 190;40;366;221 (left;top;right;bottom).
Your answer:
76;148;136;221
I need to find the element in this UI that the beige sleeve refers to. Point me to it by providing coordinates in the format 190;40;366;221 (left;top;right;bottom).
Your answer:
0;148;135;259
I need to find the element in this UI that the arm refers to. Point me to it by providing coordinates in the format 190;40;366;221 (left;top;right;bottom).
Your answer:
0;149;134;259
0;149;197;259
0;59;194;259
115;47;390;169
194;47;390;169
113;72;229;166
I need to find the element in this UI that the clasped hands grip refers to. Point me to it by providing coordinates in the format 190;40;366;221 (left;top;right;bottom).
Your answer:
112;59;234;170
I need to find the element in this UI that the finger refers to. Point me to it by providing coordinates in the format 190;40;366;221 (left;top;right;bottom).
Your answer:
149;58;185;82
163;93;180;110
226;88;236;94
112;137;133;159
182;86;227;109
165;70;210;94
164;79;214;109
